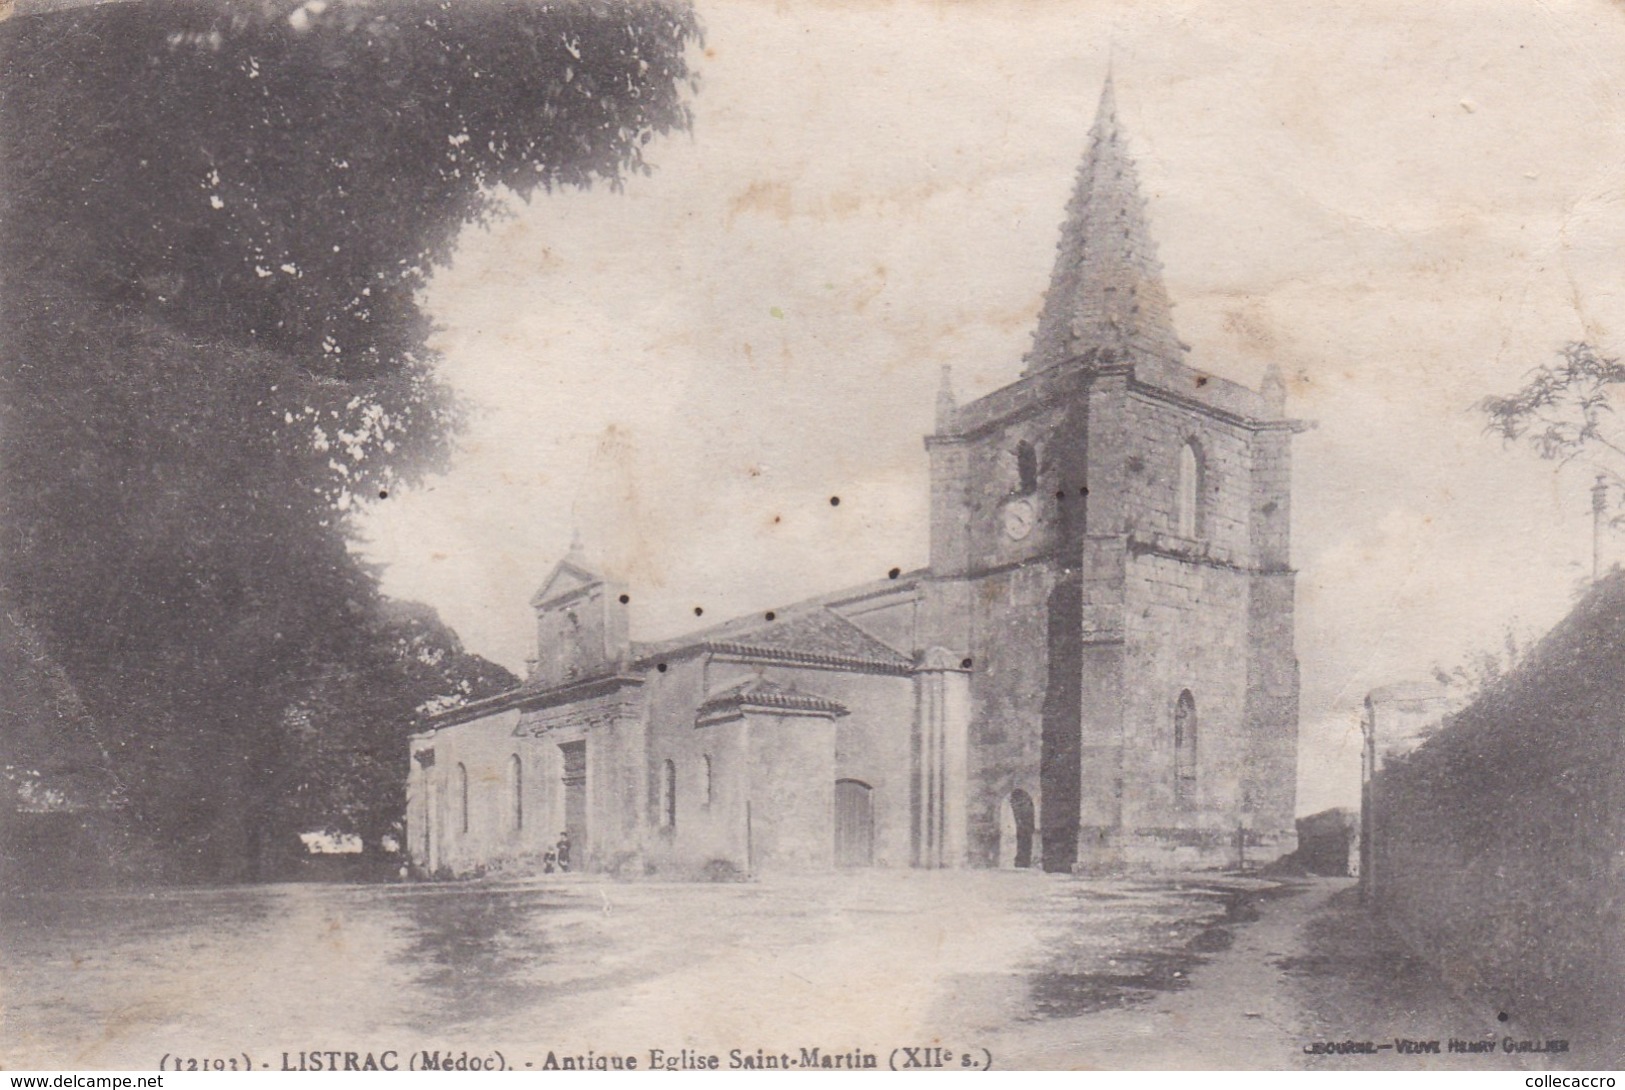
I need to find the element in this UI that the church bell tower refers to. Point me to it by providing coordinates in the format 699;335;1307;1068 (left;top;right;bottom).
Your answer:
925;72;1303;872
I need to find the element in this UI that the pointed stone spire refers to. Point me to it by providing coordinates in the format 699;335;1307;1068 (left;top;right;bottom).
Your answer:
1026;71;1184;375
935;365;958;432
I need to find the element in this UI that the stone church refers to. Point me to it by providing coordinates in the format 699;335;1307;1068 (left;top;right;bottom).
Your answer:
405;77;1304;876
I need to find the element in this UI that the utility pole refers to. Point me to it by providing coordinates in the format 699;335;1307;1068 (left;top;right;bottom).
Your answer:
1593;474;1610;582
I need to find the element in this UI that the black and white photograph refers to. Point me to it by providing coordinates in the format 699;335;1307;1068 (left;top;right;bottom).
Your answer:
1;0;1622;1072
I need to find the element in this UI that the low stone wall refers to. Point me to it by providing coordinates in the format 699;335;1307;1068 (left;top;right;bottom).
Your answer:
1367;573;1625;1024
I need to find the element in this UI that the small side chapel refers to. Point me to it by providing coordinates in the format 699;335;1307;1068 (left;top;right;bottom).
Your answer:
405;76;1305;876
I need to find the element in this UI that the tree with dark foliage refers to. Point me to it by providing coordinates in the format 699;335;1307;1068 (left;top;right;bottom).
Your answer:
0;0;698;880
1480;341;1625;582
1480;342;1625;489
279;600;518;858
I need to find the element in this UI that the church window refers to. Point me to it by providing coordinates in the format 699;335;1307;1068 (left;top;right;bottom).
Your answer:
660;759;677;829
1177;440;1204;538
1015;440;1039;495
702;755;714;807
509;754;523;831
1174;690;1197;808
456;762;470;834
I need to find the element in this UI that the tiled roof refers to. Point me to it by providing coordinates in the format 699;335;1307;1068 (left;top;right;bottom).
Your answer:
638;606;914;673
711;609;912;666
696;678;849;722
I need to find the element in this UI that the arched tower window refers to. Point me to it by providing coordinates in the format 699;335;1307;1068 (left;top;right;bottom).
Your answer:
660;759;677;829
509;754;523;831
1177;440;1203;538
1174;690;1197;808
456;762;470;834
702;755;714;807
1015;440;1039;495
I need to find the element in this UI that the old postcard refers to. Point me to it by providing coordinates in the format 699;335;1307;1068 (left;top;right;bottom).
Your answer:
2;0;1621;1073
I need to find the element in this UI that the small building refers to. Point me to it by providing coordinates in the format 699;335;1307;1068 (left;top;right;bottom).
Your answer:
405;76;1306;877
1359;679;1448;896
1293;807;1358;877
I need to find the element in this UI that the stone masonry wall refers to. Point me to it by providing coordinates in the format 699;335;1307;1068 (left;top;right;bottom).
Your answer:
1118;391;1254;559
960;560;1061;868
407;707;559;877
1243;425;1299;843
1121;549;1253;865
1087;381;1296;867
647;658;915;873
1369;572;1625;1024
928;375;1090;583
746;709;837;871
407;679;651;877
642;654;713;871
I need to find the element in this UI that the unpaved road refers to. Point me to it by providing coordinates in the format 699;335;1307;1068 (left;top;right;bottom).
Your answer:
1;872;1610;1069
988;878;1618;1070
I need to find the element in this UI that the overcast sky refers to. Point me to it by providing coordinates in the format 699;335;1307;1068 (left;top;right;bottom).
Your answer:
360;0;1625;814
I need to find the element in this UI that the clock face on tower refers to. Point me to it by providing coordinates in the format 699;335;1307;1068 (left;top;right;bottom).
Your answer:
1001;497;1036;541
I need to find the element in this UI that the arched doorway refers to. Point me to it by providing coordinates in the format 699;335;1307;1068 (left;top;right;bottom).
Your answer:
834;779;874;867
999;789;1037;868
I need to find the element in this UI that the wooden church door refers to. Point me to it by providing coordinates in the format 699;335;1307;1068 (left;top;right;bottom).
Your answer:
834;779;874;867
559;740;586;865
